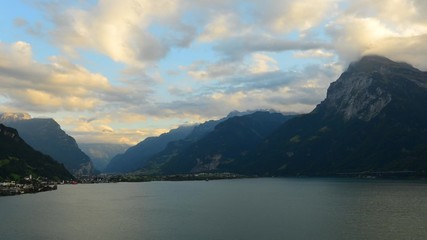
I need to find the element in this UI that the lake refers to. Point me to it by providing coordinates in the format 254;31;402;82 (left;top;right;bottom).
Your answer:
1;178;427;240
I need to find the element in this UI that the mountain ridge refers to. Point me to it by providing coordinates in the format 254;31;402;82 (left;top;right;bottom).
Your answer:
105;110;264;173
0;114;95;175
240;55;427;176
0;124;74;181
105;125;195;173
156;111;294;174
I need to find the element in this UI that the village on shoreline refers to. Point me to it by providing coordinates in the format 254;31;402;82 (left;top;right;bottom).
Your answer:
0;172;246;196
0;175;61;196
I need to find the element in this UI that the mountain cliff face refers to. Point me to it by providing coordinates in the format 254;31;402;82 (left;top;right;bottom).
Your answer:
0;114;95;175
244;56;427;176
0;124;73;181
320;55;425;121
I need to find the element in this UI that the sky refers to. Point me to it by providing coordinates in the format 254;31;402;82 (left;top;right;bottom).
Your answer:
1;0;427;145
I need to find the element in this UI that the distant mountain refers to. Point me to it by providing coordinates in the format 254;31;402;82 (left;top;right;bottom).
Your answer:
243;56;427;176
0;124;73;181
0;114;95;175
157;111;294;174
79;143;130;171
105;110;259;173
105;125;195;173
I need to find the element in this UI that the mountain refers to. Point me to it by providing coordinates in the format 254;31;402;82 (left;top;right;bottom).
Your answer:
156;111;294;174
105;110;256;173
0;114;95;175
79;143;130;171
0;124;73;181
105;125;195;173
243;55;427;176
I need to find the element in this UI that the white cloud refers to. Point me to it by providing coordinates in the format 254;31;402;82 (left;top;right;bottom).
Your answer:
327;1;427;68
348;0;427;27
184;60;245;81
0;41;112;112
46;0;193;67
249;53;280;74
294;49;334;58
257;0;339;33
40;0;339;64
198;12;248;42
59;114;169;145
36;0;427;69
327;16;400;63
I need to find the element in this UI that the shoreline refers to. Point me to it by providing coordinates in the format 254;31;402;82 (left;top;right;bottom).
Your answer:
0;181;58;197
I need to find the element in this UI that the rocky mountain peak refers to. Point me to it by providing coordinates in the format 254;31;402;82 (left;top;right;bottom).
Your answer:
319;55;426;121
0;112;31;122
347;55;413;73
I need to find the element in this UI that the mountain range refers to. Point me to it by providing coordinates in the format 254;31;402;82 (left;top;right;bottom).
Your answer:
105;110;262;173
239;55;427;176
2;55;426;178
130;55;426;177
149;111;292;174
105;125;195;173
0;114;95;175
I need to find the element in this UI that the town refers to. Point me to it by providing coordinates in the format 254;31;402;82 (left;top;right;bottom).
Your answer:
0;175;58;196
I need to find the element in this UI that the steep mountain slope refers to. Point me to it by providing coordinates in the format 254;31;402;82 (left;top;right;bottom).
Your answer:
0;124;73;181
0;114;95;175
79;143;130;171
146;111;293;174
244;56;427;176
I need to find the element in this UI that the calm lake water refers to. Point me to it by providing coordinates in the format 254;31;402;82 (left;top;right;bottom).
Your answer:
1;178;427;240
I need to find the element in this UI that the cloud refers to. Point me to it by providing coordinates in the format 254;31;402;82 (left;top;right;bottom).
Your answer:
249;53;280;74
35;0;427;69
294;49;334;58
347;0;427;26
214;35;331;60
13;18;28;27
38;0;338;64
60;114;168;145
168;86;194;96
0;41;112;112
198;12;247;42
255;0;339;33
183;53;280;81
184;60;245;81
143;60;342;120
14;17;44;36
327;16;399;63
327;0;427;68
39;0;195;67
